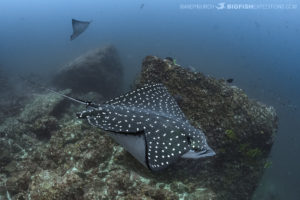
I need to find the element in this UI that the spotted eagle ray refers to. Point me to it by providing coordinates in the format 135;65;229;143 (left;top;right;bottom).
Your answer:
71;83;215;171
70;19;91;40
23;79;216;170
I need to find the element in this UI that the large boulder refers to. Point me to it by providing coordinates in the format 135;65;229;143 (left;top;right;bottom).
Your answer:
52;45;123;99
135;56;278;199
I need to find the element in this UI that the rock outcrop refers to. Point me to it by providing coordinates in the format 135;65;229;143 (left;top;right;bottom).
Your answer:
52;45;123;99
135;56;278;199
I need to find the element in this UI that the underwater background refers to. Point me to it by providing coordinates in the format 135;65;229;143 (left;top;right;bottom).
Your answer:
0;0;299;199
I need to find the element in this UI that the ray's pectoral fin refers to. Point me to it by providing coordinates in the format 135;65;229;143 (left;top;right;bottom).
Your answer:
144;129;190;171
104;83;187;120
77;109;149;168
77;108;145;133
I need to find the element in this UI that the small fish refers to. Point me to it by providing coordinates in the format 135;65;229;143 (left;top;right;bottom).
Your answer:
226;78;234;83
186;66;197;72
140;3;144;9
70;19;91;40
165;57;174;62
165;57;177;65
76;83;215;171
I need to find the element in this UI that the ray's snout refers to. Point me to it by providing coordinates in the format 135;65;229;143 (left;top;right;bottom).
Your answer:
181;146;216;159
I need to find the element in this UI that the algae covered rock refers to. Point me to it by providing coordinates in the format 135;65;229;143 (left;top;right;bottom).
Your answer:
29;170;84;200
17;90;71;139
137;56;277;156
52;45;123;98
134;56;278;199
18;90;70;123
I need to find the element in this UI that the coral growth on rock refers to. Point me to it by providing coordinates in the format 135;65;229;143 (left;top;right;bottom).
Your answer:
0;56;277;200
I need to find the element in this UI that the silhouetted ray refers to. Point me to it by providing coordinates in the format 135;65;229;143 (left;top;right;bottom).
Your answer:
70;19;91;40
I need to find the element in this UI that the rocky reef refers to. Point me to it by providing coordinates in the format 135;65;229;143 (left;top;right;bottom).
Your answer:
0;56;277;199
135;56;278;199
52;45;123;99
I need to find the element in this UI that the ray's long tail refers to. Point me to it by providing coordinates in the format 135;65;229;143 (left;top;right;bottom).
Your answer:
20;76;98;108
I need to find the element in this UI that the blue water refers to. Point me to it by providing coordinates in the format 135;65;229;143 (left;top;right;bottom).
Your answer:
1;0;300;199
